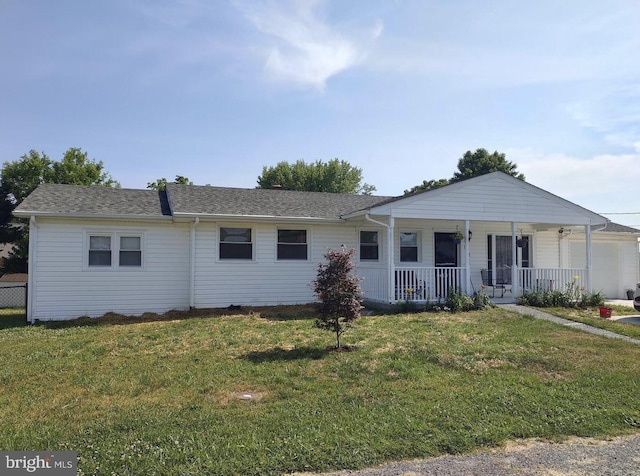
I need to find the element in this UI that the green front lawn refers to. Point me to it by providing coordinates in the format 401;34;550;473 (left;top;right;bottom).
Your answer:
1;306;639;475
542;305;640;340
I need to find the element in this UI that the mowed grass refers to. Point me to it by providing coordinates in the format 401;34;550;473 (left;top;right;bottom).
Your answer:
542;305;640;340
1;306;639;476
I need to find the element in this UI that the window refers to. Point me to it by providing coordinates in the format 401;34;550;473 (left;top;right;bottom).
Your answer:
89;235;112;267
488;234;531;270
87;232;143;269
220;227;253;260
360;231;379;261
119;236;142;266
400;232;418;262
277;229;307;260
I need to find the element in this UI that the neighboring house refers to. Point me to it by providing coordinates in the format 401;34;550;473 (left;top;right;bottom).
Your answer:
13;172;640;322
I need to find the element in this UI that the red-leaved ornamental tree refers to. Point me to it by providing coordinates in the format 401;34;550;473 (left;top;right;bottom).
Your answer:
312;247;363;350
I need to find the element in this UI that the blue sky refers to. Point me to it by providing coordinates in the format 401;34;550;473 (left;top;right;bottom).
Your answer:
2;0;640;228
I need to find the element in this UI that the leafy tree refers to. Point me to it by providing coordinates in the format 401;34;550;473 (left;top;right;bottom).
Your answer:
450;148;525;183
404;178;450;195
312;247;363;350
147;175;193;191
49;148;119;188
257;159;376;195
404;148;524;195
0;148;119;273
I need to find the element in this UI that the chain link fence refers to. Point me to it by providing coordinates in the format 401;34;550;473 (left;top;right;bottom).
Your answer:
0;284;27;321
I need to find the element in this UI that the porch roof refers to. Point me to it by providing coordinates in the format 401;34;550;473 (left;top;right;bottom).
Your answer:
344;172;609;226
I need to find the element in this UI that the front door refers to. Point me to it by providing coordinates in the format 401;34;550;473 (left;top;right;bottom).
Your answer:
434;232;459;296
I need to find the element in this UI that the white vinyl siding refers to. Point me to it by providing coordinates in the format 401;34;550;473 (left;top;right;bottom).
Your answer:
193;224;358;308
30;219;190;320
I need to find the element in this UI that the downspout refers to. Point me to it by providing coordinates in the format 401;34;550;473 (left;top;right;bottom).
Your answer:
365;213;395;303
585;224;592;293
511;222;519;297
27;216;36;324
190;217;200;309
464;220;471;295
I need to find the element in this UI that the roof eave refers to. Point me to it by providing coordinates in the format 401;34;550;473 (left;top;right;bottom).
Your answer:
13;211;173;222
171;212;345;224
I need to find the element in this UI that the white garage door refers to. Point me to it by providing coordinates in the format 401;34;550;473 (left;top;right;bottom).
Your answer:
569;241;619;298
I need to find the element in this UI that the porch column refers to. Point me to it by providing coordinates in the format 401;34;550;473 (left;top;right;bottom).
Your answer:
464;220;471;295
585;224;592;292
511;222;519;297
388;216;395;303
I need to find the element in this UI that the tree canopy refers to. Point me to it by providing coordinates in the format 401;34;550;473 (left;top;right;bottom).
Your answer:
257;159;376;195
404;148;524;195
450;148;524;183
0;148;119;273
147;175;193;191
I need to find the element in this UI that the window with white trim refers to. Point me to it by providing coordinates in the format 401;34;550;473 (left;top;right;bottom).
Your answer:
400;231;419;262
119;236;142;266
87;233;143;268
219;227;253;260
89;235;112;267
277;229;307;260
360;230;379;261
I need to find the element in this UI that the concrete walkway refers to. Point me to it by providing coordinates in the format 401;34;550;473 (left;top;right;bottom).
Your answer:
497;304;640;345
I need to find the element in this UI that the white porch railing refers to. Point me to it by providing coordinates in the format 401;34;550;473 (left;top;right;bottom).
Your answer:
359;267;466;302
359;267;588;303
519;268;587;293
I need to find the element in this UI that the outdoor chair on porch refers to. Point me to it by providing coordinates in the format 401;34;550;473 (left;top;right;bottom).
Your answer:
480;268;512;298
395;270;425;301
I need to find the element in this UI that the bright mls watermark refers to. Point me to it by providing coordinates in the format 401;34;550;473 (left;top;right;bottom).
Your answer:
1;452;76;475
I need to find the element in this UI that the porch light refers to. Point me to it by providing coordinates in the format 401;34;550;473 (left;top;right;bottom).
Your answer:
468;230;473;241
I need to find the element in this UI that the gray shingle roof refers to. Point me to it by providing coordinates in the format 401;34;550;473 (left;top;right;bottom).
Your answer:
14;183;172;218
165;184;390;219
600;222;640;234
13;183;390;220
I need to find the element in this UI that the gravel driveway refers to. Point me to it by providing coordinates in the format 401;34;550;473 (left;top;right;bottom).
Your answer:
295;433;640;475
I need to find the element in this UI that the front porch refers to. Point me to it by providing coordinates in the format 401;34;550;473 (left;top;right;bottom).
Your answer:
359;266;588;304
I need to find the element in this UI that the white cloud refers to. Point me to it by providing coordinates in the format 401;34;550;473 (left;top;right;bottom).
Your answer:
235;0;380;91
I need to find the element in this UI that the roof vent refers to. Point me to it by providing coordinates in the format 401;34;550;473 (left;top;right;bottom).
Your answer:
272;184;283;190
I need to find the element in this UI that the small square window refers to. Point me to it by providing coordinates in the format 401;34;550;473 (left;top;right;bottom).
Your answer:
277;229;307;260
220;227;253;260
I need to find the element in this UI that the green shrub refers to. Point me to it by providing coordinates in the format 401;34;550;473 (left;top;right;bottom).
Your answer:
518;279;605;309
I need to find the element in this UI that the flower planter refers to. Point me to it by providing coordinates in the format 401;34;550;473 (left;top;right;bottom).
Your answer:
599;307;612;318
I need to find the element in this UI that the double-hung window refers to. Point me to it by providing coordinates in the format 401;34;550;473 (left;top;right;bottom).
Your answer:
89;235;112;267
219;227;253;260
87;233;143;268
277;229;307;260
360;231;379;261
119;236;142;266
400;232;419;262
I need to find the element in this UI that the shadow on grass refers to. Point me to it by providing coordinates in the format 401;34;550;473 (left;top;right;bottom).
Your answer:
243;346;327;362
0;310;28;330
